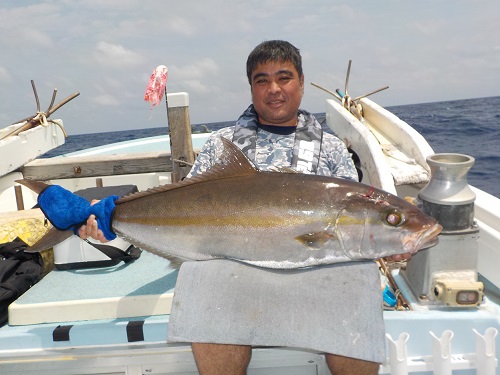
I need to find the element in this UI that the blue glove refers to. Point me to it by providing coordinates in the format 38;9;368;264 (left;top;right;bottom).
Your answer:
37;185;119;241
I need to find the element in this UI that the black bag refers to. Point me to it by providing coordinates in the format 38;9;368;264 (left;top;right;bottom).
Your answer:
0;238;43;327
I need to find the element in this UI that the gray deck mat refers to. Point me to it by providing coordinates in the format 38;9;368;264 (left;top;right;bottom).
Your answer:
168;259;385;363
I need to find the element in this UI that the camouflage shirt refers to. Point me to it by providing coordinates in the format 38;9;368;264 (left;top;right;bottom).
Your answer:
187;113;358;181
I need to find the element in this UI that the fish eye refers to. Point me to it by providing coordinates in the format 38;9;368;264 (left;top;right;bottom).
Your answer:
384;209;405;227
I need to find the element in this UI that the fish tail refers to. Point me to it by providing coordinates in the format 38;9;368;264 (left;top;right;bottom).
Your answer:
16;179;51;194
24;227;73;253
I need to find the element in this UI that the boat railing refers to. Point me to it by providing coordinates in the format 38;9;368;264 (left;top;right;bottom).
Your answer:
21;152;173;181
381;327;497;374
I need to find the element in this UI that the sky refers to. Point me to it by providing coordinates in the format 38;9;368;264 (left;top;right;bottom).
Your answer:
0;0;499;135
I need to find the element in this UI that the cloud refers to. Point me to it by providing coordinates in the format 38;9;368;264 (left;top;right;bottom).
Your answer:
90;94;120;106
172;58;219;80
168;58;221;94
0;0;498;135
20;28;55;48
413;20;444;36
79;0;140;9
0;66;12;82
284;14;322;33
168;16;197;37
93;41;144;67
0;3;58;49
182;79;211;94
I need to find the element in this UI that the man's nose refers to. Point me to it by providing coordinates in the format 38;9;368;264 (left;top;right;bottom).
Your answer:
268;80;281;94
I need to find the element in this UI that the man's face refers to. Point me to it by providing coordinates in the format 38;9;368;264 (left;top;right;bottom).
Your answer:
250;60;304;126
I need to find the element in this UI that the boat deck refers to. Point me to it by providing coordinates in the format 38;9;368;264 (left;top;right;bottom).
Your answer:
0;251;498;374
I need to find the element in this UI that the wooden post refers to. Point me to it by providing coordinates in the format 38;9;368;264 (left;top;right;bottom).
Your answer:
14;185;24;211
167;92;195;182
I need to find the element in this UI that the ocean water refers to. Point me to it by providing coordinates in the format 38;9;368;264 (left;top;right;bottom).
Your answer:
388;96;500;198
43;96;500;198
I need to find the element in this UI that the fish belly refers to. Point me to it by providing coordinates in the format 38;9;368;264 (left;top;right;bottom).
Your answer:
113;221;350;269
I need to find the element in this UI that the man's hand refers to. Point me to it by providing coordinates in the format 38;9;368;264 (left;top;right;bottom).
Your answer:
77;200;109;243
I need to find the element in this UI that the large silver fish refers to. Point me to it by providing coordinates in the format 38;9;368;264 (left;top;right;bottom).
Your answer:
19;138;442;269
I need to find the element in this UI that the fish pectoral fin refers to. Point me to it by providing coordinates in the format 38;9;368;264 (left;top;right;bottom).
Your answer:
295;232;335;250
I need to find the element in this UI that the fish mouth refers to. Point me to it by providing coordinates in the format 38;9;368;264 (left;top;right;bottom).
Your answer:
405;223;443;253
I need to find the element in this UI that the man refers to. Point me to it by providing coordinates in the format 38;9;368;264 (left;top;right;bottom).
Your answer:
173;40;380;375
80;40;387;374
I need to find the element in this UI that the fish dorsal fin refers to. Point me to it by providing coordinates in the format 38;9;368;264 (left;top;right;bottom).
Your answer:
217;136;258;176
116;137;257;204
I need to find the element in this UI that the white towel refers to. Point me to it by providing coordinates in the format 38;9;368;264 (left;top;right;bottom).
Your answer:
168;259;385;363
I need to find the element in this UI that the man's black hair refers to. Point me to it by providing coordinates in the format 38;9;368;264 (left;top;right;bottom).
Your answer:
246;40;303;84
